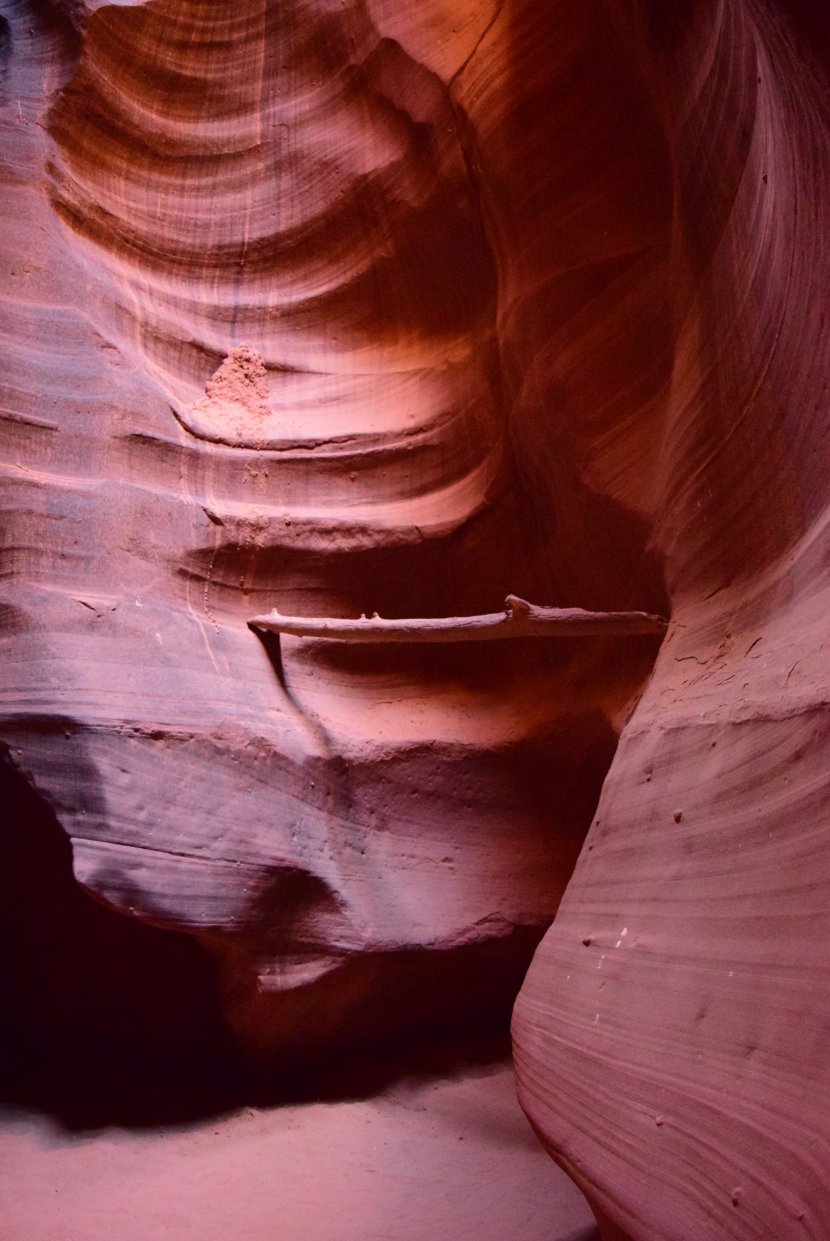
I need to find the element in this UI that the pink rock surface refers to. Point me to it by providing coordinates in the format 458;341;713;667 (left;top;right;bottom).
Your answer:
4;0;830;1237
0;0;664;1067
512;3;830;1239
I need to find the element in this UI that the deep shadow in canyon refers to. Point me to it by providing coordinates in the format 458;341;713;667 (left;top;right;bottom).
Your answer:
0;748;554;1130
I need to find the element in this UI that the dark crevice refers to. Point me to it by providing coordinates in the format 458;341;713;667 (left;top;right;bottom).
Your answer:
0;748;240;1128
0;748;546;1130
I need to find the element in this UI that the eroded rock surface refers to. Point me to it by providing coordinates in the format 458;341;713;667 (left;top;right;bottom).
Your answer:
513;3;830;1239
0;0;665;1072
3;0;829;1237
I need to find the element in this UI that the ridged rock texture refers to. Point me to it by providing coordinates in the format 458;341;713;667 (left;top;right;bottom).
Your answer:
0;0;666;1074
510;4;830;1241
1;0;829;1236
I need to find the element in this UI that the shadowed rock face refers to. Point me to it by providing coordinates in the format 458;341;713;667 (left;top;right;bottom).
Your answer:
2;0;828;1235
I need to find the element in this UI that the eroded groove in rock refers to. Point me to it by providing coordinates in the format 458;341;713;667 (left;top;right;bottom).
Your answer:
45;0;505;533
10;1;828;1235
0;0;667;1085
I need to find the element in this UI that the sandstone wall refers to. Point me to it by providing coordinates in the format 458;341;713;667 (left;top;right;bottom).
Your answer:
2;1;829;1235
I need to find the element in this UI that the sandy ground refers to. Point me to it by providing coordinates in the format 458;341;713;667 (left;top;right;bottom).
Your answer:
0;1062;598;1241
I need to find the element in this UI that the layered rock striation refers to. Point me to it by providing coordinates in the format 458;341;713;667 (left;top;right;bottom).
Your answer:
3;0;830;1236
0;0;665;1069
513;3;830;1239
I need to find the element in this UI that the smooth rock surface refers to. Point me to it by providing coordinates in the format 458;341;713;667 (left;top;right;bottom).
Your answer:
0;1063;599;1241
513;3;830;1239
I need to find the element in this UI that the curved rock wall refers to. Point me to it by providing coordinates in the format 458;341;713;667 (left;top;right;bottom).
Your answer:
0;0;665;1069
4;0;829;1233
513;3;830;1238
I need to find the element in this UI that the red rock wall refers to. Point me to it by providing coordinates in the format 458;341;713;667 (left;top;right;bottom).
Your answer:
3;0;829;1233
0;0;664;1070
513;3;830;1238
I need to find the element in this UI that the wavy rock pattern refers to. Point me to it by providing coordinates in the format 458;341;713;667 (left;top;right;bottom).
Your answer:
0;0;665;1073
47;0;505;521
512;3;830;1239
3;0;829;1234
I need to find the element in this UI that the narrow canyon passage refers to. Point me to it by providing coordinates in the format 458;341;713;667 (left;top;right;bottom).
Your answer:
3;1;830;1239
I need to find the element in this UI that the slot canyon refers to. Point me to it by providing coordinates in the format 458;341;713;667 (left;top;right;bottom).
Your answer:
1;0;829;1237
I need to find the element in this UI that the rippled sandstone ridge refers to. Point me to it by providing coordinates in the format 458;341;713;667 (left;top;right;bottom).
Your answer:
1;0;829;1237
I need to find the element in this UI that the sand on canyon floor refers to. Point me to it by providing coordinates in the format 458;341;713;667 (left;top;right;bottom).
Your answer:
0;1061;598;1241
